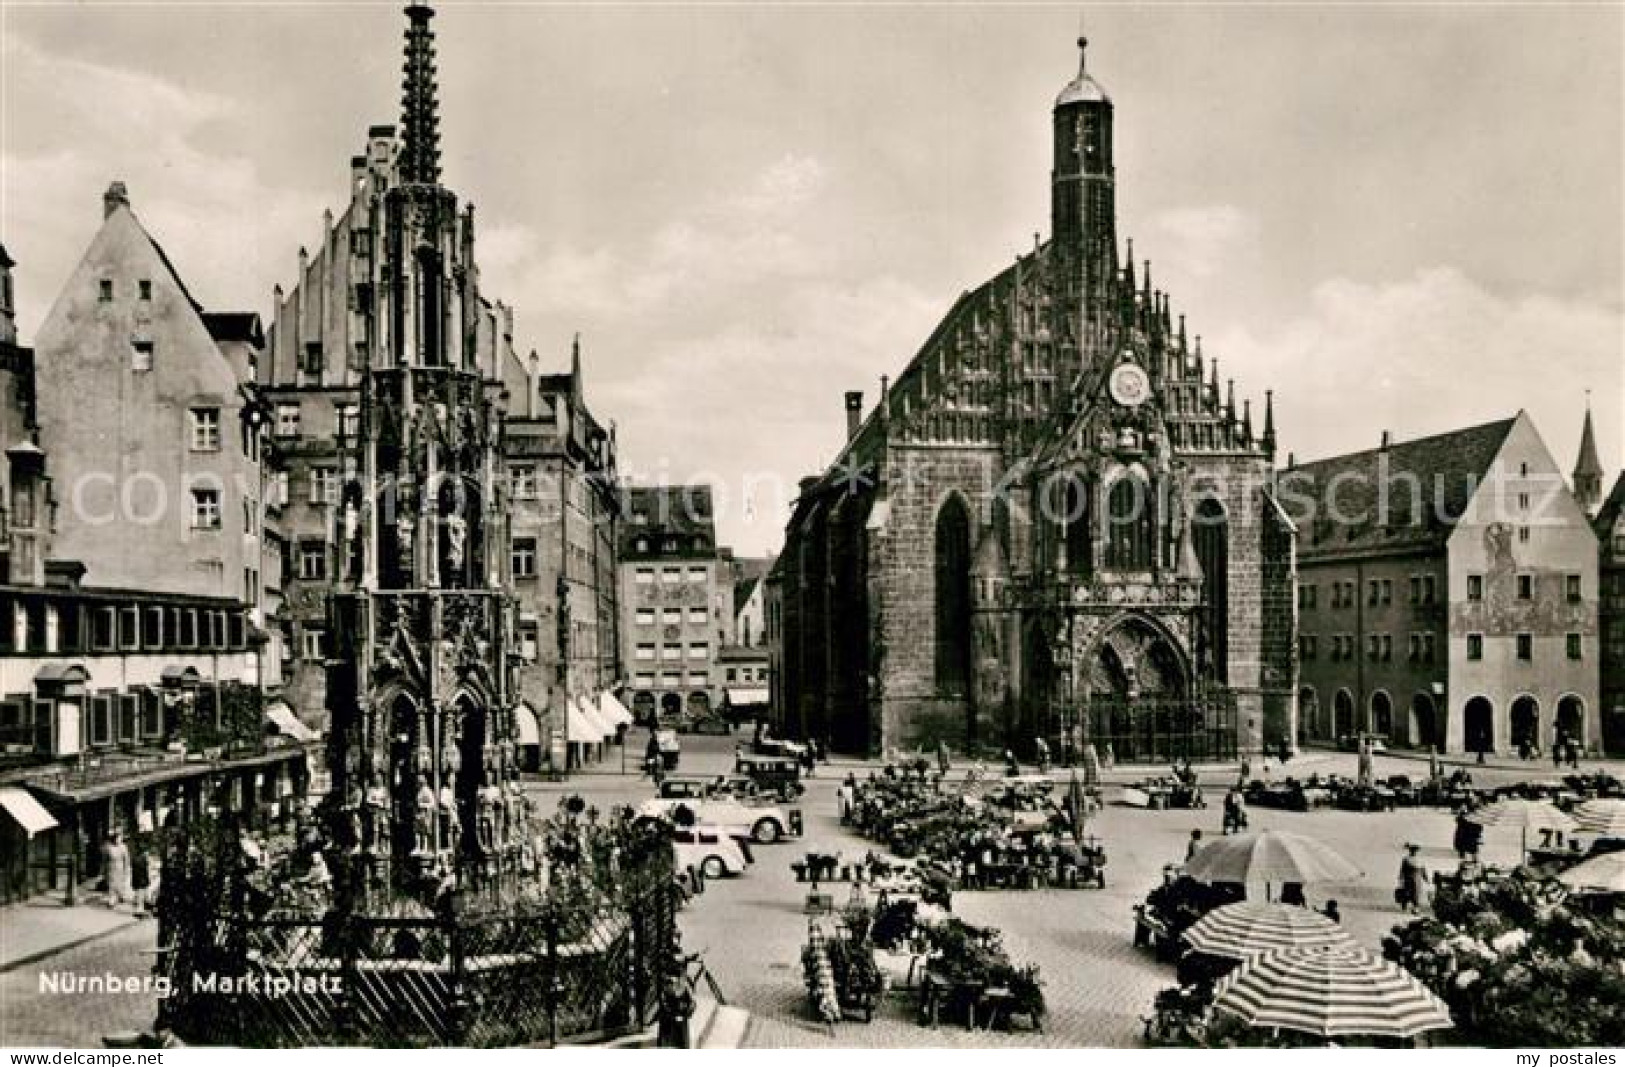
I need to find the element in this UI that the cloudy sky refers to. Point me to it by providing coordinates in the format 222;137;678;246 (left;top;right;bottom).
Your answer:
2;1;1620;554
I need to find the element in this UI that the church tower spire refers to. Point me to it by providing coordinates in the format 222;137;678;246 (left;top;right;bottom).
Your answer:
400;4;443;186
1574;393;1604;514
1051;36;1116;325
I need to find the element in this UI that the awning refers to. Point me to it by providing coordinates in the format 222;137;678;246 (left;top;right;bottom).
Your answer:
34;663;90;685
161;665;203;686
265;700;318;742
513;701;541;747
599;691;635;727
0;786;58;836
579;695;615;739
725;687;770;706
565;698;603;745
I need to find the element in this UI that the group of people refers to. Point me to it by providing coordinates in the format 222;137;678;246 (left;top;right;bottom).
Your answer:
98;829;158;916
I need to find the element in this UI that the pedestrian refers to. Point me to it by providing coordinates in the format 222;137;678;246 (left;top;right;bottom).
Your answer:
102;831;133;909
1034;737;1050;773
936;739;951;777
1397;844;1430;914
1004;749;1019;777
1238;752;1252;786
1185;829;1204;863
1553;733;1566;770
1567;739;1580;770
130;843;151;916
1321;899;1341;923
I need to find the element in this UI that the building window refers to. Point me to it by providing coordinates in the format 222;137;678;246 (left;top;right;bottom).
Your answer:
298;542;327;581
275;403;301;438
1516;633;1533;661
634;643;655;661
119;695;138;743
1517;574;1534;600
1422;634;1436;663
1567;633;1583;660
660;567;682;585
688;608;708;625
131;339;154;372
634;567;654;585
309;467;338;505
687;671;709;686
687;642;708;660
1467;634;1484;661
191;488;221;530
1566;574;1582;602
99;279;114;302
1409;576;1421;605
1467;574;1484;601
140;690;162;739
635;609;655;626
336;403;360;438
511;466;537;501
190;407;221;451
511;537;537;579
1517;526;1530;544
661;608;682;626
1422;574;1436;604
661;645;681;661
687;566;707;583
90;695;113;747
301;627;327;661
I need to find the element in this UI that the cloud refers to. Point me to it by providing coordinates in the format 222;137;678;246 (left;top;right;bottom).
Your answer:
477;153;942;553
1147;204;1256;281
0;33;320;332
1211;267;1623;475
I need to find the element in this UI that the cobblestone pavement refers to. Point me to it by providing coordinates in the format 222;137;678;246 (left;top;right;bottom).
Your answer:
0;921;159;1047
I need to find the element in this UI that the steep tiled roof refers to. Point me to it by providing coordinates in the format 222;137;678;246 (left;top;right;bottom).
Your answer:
1280;417;1517;560
733;573;762;615
619;485;716;558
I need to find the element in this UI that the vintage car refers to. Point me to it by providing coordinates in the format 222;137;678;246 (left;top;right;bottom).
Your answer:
1337;732;1389;754
658;774;763;804
637;794;802;844
672;826;753;880
653;727;681;770
1119;777;1207;810
734;753;806;801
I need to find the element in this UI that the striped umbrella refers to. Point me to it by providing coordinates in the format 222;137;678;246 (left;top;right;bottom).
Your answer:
1573;799;1625;838
1212;944;1453;1040
1558;852;1625;894
1184;830;1362;886
1183;902;1358;961
1467;797;1578;855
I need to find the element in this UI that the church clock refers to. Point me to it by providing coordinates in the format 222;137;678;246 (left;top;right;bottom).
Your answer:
1109;362;1151;408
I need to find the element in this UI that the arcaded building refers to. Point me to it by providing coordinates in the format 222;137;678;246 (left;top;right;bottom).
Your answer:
776;42;1297;759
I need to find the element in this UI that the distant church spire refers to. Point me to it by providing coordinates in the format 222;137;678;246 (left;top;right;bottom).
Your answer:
1261;389;1277;460
400;5;443;186
1574;392;1604;514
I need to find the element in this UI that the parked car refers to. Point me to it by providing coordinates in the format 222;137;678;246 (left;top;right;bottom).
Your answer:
654;728;681;770
637;794;801;844
1336;732;1388;753
734;753;805;801
672;826;753;880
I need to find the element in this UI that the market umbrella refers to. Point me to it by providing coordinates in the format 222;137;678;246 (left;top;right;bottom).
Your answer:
1184;830;1362;887
1212;944;1453;1040
1573;799;1625;838
1183;902;1358;961
1467;797;1578;855
1557;852;1625;893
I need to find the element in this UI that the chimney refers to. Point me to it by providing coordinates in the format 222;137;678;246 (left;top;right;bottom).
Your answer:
103;181;129;219
1380;430;1391;450
844;391;864;441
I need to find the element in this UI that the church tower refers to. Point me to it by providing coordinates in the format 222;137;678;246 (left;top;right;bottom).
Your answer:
1050;37;1118;327
1574;397;1604;516
326;3;524;904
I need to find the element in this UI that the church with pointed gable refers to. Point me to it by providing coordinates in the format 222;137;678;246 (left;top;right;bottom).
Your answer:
772;41;1298;760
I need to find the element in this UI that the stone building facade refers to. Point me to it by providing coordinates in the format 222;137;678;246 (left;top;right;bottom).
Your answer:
776;42;1296;759
1290;413;1601;756
619;486;722;723
1594;472;1625;754
505;338;620;767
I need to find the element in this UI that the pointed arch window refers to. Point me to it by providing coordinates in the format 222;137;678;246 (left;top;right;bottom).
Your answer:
1105;475;1154;570
1064;474;1092;577
934;495;973;694
1194;497;1229;677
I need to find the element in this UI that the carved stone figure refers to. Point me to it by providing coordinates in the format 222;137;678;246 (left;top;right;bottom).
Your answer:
413;778;436;855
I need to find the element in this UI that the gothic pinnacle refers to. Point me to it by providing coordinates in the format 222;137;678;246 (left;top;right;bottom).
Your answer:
400;4;443;186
